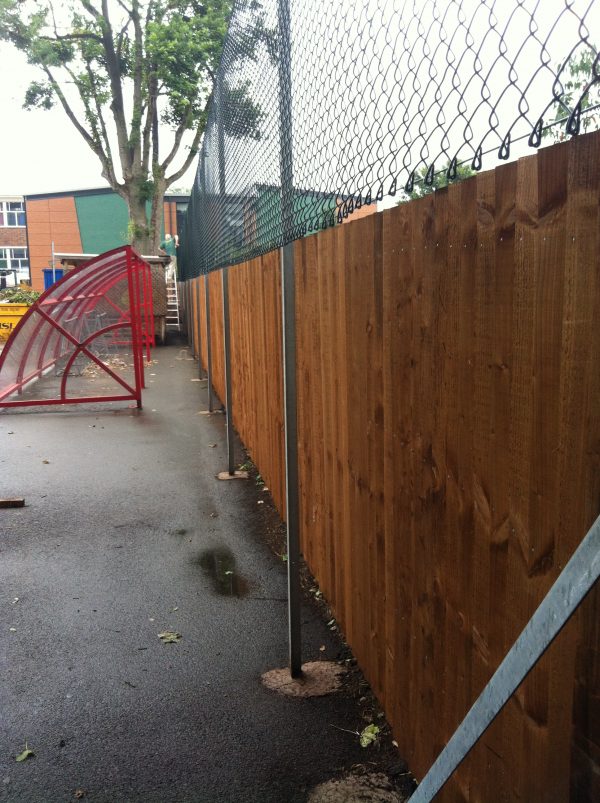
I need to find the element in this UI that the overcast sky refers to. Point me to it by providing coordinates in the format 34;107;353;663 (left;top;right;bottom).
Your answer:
0;47;110;195
0;45;197;197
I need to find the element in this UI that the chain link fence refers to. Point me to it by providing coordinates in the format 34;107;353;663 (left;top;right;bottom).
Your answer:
179;0;600;278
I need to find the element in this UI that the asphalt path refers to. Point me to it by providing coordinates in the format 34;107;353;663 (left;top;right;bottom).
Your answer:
0;344;390;803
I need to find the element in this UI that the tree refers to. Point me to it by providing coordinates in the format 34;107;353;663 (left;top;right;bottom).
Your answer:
544;48;600;143
0;0;270;253
398;161;476;203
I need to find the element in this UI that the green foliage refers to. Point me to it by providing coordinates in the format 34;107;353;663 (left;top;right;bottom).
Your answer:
158;631;182;643
15;744;35;762
127;219;148;245
398;161;476;203
359;724;380;748
544;47;600;142
223;80;264;139
23;80;55;109
0;287;41;305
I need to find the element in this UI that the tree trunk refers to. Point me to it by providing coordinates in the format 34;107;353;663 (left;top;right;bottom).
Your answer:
127;193;152;255
149;178;167;255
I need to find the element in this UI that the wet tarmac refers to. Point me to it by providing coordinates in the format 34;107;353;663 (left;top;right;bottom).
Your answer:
0;343;398;803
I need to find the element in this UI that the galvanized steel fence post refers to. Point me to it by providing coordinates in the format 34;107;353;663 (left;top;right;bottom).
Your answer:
278;0;301;678
217;69;236;475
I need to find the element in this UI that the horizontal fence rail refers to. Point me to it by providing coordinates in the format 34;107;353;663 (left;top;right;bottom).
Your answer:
179;0;600;277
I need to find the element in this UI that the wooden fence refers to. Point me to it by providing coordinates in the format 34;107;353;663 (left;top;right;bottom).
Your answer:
184;129;600;802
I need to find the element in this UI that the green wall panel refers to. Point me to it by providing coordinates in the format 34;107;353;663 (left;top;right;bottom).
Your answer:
75;193;130;253
74;192;173;253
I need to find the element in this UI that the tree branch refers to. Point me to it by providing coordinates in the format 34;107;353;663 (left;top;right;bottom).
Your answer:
40;32;103;43
79;0;101;19
84;59;116;180
129;0;144;166
142;70;158;173
161;108;193;171
115;0;133;15
116;17;132;62
165;121;204;186
42;65;121;192
100;0;132;179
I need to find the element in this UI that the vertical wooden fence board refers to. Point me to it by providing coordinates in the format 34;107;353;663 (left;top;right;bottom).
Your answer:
228;255;285;516
315;229;335;599
187;129;600;803
198;276;208;370
382;199;416;759
561;129;600;802
192;277;199;358
297;234;324;576
208;270;225;404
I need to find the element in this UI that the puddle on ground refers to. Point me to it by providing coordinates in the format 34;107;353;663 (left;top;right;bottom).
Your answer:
194;546;249;597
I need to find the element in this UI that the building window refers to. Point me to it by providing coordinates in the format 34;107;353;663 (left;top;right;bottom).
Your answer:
0;201;26;227
0;247;29;284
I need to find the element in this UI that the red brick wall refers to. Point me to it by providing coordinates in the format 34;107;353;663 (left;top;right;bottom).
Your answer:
0;228;27;247
26;197;82;292
163;200;178;237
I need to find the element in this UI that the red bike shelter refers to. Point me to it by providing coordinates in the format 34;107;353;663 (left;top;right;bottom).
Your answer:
0;246;154;409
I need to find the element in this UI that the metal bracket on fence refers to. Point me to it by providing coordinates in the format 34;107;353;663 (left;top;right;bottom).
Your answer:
409;514;600;803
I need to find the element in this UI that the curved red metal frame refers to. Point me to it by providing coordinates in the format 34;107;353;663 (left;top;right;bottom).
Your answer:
0;246;154;409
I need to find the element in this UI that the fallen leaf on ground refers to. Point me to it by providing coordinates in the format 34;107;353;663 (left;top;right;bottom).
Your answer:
158;631;182;643
15;745;35;762
359;724;380;748
42;459;50;464
74;789;86;799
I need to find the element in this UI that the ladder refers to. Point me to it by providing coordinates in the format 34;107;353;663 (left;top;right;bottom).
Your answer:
166;276;180;331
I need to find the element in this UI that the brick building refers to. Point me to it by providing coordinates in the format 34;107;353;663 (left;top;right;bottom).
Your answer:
24;187;188;292
0;196;29;288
